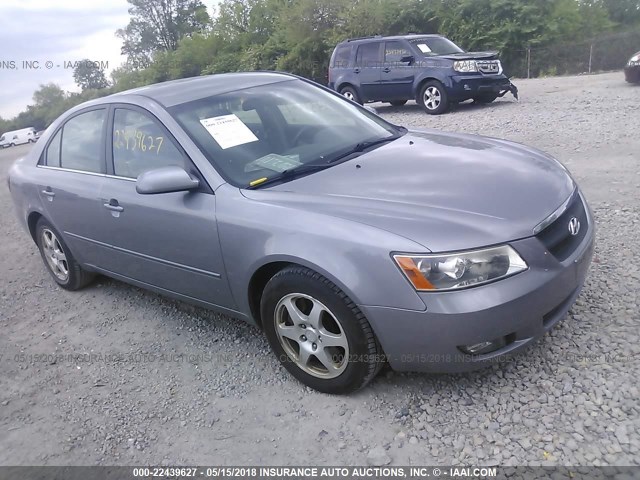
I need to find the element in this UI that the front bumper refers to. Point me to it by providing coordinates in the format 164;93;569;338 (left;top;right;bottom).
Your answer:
449;74;518;101
624;65;640;83
360;195;594;373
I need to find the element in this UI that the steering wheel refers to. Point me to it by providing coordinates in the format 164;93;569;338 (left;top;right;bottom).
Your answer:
291;125;320;146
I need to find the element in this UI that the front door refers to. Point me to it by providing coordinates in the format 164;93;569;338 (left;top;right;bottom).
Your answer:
96;106;235;309
379;41;415;101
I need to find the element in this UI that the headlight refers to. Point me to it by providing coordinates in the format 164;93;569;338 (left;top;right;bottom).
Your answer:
453;60;478;73
393;245;528;291
629;54;640;64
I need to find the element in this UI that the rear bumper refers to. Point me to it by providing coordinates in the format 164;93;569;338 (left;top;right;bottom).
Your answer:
360;198;594;373
624;65;640;83
448;74;518;100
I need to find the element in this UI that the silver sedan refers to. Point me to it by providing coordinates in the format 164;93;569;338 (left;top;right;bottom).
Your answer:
8;72;594;393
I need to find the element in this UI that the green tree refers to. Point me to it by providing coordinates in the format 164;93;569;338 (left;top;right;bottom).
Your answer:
117;0;211;67
73;59;110;90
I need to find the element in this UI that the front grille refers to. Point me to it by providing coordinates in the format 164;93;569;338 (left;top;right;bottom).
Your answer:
536;190;588;261
477;60;501;74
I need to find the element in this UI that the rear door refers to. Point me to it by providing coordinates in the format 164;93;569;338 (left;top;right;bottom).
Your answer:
96;105;235;309
36;108;109;266
354;42;383;101
379;40;416;100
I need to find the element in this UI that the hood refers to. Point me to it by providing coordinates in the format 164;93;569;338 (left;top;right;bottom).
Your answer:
439;51;499;61
242;131;575;252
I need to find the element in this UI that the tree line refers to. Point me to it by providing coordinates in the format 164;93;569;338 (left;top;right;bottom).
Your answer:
2;0;639;133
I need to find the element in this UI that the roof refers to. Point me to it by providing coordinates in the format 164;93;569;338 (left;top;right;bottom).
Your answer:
106;71;297;108
341;34;443;44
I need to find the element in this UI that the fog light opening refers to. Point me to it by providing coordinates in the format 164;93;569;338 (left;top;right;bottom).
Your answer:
458;334;515;356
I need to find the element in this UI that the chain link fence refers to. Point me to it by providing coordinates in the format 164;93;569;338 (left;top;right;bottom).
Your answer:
500;30;640;78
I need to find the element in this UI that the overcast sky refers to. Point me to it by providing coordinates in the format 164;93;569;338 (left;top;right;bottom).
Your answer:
0;0;131;119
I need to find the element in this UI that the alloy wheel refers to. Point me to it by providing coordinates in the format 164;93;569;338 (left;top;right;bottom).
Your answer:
41;229;69;281
274;293;349;379
424;86;441;110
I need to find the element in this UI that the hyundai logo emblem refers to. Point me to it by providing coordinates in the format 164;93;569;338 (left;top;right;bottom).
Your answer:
568;217;581;236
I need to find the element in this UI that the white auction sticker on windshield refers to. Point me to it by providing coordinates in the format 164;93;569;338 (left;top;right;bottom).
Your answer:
200;114;258;149
416;44;431;53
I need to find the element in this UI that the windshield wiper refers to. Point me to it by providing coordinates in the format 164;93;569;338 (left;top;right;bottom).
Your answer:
325;133;402;165
247;163;333;189
247;133;403;189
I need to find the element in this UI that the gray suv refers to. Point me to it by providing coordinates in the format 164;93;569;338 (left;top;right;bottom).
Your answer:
328;34;518;114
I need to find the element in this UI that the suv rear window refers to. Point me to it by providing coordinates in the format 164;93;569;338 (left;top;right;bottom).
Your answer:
355;43;381;67
332;45;352;68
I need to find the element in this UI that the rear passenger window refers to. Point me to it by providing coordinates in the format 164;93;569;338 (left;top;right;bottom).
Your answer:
333;45;352;68
60;109;106;173
45;129;62;167
112;108;185;179
356;43;381;67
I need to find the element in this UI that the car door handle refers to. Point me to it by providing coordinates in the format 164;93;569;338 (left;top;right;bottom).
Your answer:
103;201;124;212
382;67;391;73
353;68;360;74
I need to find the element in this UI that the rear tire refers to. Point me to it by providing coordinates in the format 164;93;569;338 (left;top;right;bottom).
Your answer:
389;100;407;107
261;266;383;394
339;86;362;105
417;80;449;115
36;218;95;290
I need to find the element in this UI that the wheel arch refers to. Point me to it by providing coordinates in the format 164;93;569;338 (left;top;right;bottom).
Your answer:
413;74;450;98
246;256;367;330
336;82;359;95
27;210;44;244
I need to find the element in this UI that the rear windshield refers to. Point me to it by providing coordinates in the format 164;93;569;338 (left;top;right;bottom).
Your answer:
409;37;465;56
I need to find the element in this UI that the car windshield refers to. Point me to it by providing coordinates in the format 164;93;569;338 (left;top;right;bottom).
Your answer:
168;79;401;188
409;37;465;56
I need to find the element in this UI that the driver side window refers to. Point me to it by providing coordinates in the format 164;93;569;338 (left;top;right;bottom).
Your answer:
112;108;186;179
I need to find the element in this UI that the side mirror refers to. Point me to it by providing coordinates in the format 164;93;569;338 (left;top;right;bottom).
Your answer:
136;166;200;194
400;54;414;64
363;105;378;115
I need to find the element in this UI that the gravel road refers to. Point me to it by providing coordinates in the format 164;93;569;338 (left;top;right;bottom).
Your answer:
1;72;638;467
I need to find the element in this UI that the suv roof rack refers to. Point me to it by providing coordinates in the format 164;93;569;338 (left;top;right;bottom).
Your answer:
346;35;382;42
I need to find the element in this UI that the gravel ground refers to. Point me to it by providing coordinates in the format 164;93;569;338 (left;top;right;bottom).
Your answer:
0;71;638;467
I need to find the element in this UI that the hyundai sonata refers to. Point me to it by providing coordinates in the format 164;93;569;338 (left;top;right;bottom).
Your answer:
8;72;594;393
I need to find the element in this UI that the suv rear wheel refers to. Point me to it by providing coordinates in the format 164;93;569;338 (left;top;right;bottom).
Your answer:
418;80;449;115
339;86;362;105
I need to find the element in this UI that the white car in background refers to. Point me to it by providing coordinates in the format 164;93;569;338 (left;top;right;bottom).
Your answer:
0;127;37;148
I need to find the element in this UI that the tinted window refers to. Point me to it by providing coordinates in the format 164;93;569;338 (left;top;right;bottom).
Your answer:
112;109;185;178
384;41;411;63
333;45;352;68
355;43;381;67
60;109;106;173
45;129;62;167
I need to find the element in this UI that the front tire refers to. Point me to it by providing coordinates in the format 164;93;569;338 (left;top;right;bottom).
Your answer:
339;86;362;105
261;266;383;394
418;80;449;115
36;218;94;290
